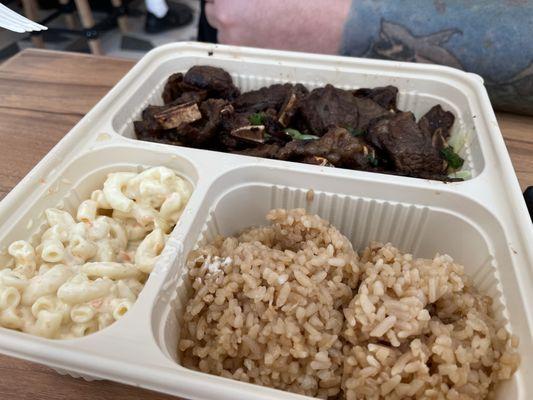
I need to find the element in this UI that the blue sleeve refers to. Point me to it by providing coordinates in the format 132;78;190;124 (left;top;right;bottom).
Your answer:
340;0;533;115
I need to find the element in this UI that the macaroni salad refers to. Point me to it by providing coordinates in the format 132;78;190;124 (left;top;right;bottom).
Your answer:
0;166;191;339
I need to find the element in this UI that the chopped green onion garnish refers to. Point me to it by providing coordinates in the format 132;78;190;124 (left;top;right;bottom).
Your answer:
441;146;464;170
284;128;319;141
248;113;265;125
367;155;379;167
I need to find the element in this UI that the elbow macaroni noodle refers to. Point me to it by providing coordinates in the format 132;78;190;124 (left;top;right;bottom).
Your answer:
0;167;191;339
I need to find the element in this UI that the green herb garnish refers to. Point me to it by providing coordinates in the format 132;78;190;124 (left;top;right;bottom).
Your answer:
298;134;321;140
284;128;319;141
441;146;464;170
248;113;265;125
348;127;365;137
367;154;379;167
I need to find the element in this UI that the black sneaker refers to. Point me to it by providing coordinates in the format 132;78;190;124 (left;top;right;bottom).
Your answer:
37;0;59;10
145;2;194;34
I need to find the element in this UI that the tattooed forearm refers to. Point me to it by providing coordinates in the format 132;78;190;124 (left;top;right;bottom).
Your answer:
341;0;533;115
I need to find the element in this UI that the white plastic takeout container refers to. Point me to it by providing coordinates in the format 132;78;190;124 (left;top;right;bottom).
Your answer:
0;42;531;400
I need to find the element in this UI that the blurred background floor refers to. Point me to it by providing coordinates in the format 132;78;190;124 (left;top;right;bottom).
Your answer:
0;0;199;61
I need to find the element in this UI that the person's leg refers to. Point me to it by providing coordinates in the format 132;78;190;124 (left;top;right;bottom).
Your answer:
197;0;217;43
144;0;193;34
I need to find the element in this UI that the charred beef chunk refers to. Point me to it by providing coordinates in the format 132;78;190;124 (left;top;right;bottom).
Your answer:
134;120;159;141
353;86;399;110
232;83;308;115
218;133;241;150
140;105;164;131
152;102;202;130
162;73;186;104
301;156;335;167
368;112;445;176
277;84;308;127
233;143;282;158
138;97;232;148
418;105;455;149
300;85;390;135
220;111;262;149
278;127;377;170
252;108;290;141
221;111;251;133
135;107;176;143
220;107;287;148
418;105;455;138
183;65;240;100
171;90;208;105
352;97;391;132
300;85;359;135
220;119;268;150
137;101;202;131
263;114;288;141
134;120;183;145
230;125;267;144
161;73;208;105
174;99;231;147
233;84;291;112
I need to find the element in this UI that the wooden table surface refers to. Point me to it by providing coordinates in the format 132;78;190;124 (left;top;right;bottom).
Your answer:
0;49;531;399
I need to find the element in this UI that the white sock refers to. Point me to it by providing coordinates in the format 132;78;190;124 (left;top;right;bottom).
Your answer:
145;0;168;18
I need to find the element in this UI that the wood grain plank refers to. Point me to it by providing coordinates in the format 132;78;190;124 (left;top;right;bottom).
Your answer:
0;49;134;116
0;49;133;87
0;77;117;116
0;107;81;199
497;112;533;191
0;354;175;400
